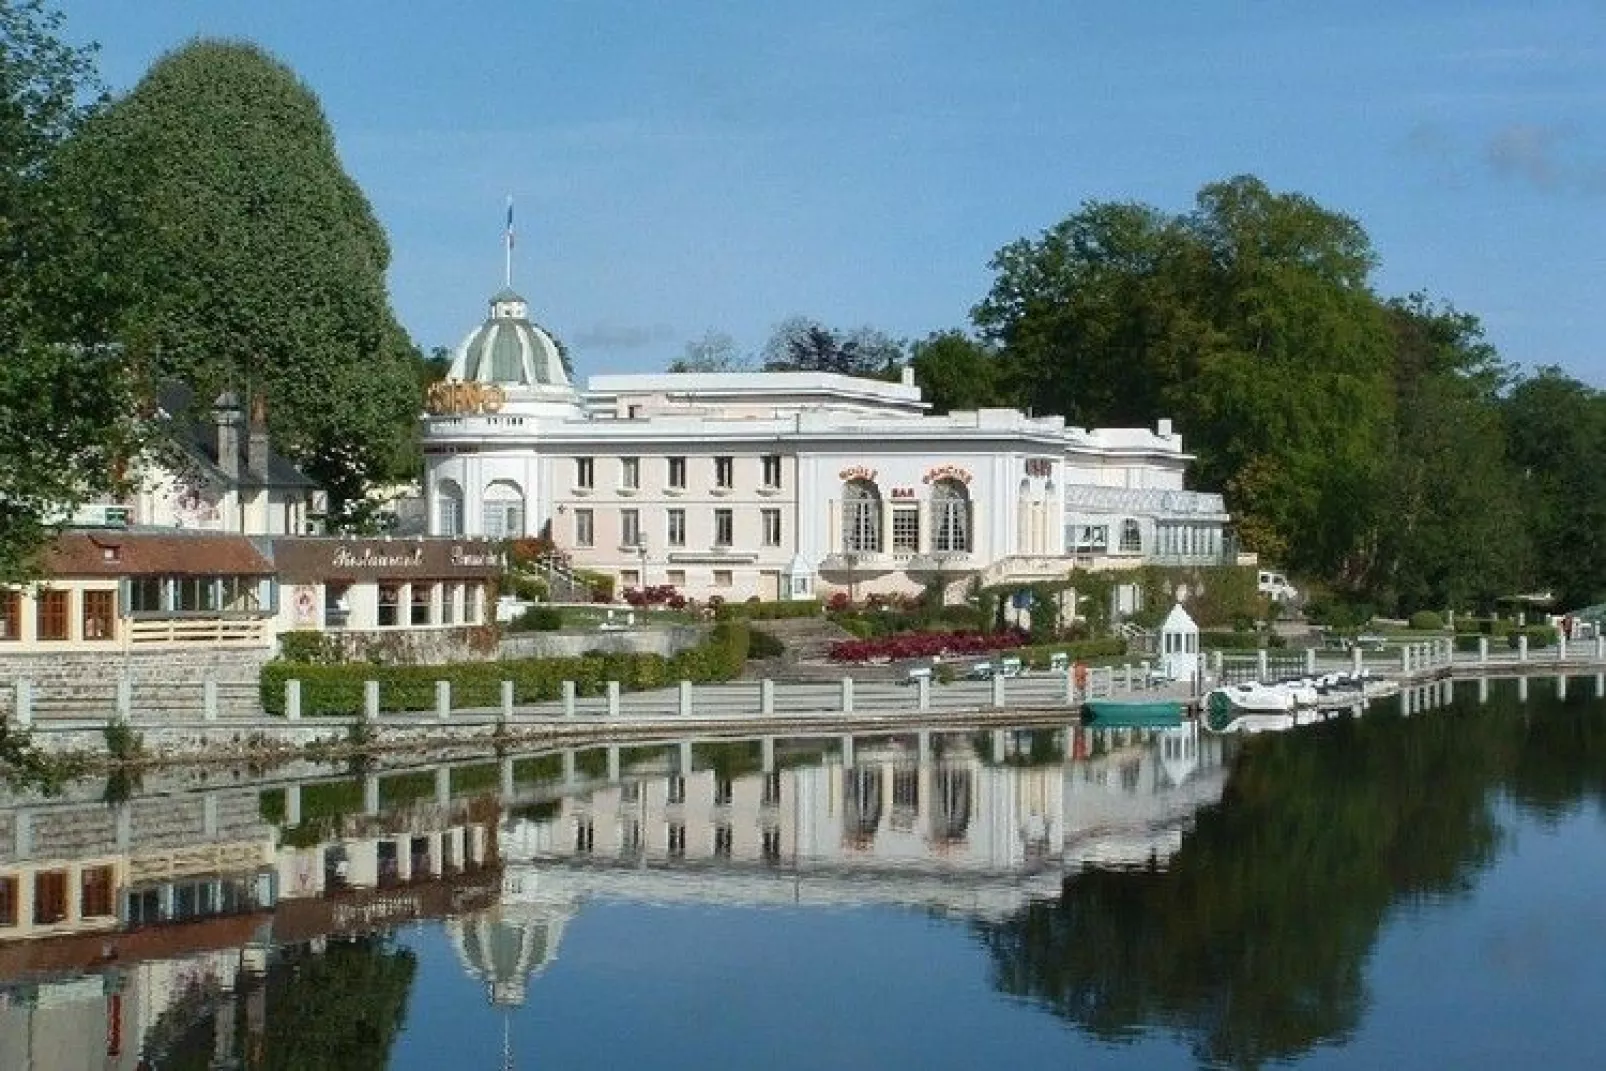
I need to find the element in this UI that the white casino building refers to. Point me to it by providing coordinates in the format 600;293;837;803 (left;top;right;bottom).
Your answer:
423;287;1238;602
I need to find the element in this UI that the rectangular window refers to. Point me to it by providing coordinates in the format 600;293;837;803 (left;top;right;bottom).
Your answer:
761;508;782;547
575;820;595;854
762;454;782;489
575;457;594;489
220;576;260;612
620;569;640;589
667;776;686;804
761;827;782;864
0;589;19;641
80;865;115;918
666;569;687;587
36;589;68;641
714;456;734;489
762;771;782;807
621;509;641;547
667;456;686;489
0;875;17;926
443;583;458;625
714;508;733;546
175;577;218;613
34;869;68;925
667;509;686;547
713;570;733;588
128;577;164;614
482;500;523;538
410;584;432;626
892;507;919;553
667;822;686;858
439;496;462;536
714;777;734;806
714;824;733;858
377;583;401;627
574;508;594;547
82;590;115;641
620;456;640;490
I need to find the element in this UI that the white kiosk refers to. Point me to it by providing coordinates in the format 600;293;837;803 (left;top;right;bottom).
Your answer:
1158;602;1201;683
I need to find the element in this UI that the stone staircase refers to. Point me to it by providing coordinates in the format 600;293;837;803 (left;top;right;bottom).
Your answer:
529;554;590;603
742;616;858;665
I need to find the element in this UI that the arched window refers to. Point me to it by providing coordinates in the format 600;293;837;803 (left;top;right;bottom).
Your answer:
436;478;464;536
842;480;882;552
932;479;971;553
1120;518;1142;554
482;479;525;538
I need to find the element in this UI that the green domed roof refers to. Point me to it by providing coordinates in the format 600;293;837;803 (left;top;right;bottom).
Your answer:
449;290;570;388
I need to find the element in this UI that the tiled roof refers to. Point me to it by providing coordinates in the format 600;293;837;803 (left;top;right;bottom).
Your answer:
41;530;275;577
1062;485;1229;518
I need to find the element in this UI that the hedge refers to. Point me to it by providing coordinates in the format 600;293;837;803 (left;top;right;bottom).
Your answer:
714;598;821;621
1200;630;1287;650
262;621;750;716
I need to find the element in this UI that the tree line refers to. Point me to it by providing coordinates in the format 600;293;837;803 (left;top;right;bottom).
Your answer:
694;178;1604;615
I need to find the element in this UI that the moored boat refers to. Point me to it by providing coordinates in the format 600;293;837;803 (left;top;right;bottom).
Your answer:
1083;698;1185;727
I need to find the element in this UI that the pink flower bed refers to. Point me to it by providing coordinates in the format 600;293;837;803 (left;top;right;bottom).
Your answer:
828;628;1029;663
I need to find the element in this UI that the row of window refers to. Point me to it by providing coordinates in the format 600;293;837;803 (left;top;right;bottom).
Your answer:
1067;520;1223;556
370;581;486;628
575;454;783;492
573;506;784;549
842;479;972;553
1;588;117;642
572;818;783;862
0;865;116;927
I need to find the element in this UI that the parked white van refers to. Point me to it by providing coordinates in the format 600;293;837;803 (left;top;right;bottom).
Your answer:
1258;570;1299;603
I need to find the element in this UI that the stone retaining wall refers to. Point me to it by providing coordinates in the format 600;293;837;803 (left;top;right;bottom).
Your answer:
0;648;273;719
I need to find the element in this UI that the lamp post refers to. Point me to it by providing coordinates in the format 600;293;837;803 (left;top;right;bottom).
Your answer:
636;535;648;591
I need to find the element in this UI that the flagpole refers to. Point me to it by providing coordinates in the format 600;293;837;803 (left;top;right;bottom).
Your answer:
504;196;514;289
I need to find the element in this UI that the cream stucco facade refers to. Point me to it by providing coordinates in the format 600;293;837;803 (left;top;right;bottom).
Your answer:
423;290;1238;603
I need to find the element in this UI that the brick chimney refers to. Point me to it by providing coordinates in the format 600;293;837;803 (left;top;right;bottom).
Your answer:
247;394;270;481
213;391;242;482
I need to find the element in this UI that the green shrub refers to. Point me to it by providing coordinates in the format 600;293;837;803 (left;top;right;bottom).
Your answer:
263;622;751;716
1197;630;1288;650
278;630;341;664
510;605;563;632
715;598;821;621
746;627;785;659
1013;638;1127;668
1508;626;1557;650
1408;610;1445;631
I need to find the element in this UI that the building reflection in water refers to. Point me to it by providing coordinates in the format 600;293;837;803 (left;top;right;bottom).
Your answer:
0;721;1231;1064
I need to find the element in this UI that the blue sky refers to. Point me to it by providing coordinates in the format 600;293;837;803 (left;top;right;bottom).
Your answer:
61;1;1605;384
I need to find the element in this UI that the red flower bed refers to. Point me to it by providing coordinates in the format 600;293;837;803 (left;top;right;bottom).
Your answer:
828;628;1029;663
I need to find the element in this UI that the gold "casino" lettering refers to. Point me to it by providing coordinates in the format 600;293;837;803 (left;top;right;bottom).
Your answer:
426;380;507;416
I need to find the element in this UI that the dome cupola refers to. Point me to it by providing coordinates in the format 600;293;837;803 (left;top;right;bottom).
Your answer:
449;288;570;388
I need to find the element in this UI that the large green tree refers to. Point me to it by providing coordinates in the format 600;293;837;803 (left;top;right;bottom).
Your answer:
49;39;422;521
974;176;1398;581
908;329;1005;413
1501;369;1606;607
1366;297;1529;611
0;0;142;580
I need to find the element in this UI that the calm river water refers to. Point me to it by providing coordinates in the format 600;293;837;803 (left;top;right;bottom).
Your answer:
2;677;1604;1070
